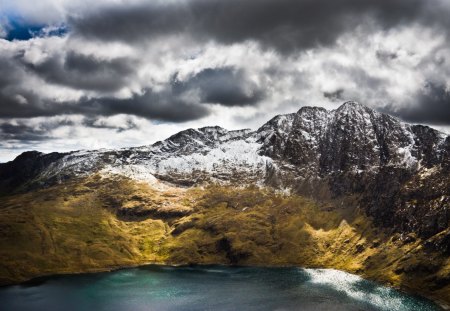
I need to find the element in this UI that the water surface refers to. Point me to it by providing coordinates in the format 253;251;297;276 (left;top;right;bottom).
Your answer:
0;265;441;311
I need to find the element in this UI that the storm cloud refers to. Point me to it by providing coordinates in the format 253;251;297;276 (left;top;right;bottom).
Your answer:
383;82;450;125
0;58;261;121
82;117;138;133
71;67;263;121
0;118;73;142
172;68;265;107
77;90;210;122
69;0;450;53
23;51;136;92
0;88;209;122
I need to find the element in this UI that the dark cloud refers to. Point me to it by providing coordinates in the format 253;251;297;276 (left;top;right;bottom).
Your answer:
0;89;74;119
76;89;210;122
0;34;263;122
382;82;450;125
69;0;449;53
22;51;135;92
0;55;63;118
172;67;265;106
82;117;138;132
0;55;22;88
0;60;262;121
323;89;345;102
0;116;134;144
0;89;210;122
375;50;399;62
0;123;51;141
73;67;264;120
0;119;73;142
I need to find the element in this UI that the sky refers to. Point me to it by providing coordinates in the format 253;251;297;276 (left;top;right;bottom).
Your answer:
0;0;449;162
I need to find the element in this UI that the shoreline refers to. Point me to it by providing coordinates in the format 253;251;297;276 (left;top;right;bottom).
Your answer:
2;261;448;310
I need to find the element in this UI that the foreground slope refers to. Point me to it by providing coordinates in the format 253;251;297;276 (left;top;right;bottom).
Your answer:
0;176;449;307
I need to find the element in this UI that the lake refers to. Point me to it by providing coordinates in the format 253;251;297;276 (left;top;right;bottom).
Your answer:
0;265;442;311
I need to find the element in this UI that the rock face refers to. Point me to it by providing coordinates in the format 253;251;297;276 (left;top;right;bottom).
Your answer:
0;151;66;194
0;101;449;239
264;102;445;174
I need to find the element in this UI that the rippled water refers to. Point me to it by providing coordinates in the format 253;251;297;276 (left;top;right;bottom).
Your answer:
0;265;442;311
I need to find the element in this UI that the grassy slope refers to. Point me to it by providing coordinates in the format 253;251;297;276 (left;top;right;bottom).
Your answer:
0;175;449;307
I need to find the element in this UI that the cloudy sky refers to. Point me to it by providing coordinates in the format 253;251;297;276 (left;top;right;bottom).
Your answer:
0;0;449;162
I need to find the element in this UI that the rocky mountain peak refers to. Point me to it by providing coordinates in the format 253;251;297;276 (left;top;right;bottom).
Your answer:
256;101;448;176
296;105;328;115
198;125;227;135
335;100;369;112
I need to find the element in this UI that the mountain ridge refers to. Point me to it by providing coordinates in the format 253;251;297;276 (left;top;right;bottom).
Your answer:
1;101;449;239
2;101;447;168
2;101;448;174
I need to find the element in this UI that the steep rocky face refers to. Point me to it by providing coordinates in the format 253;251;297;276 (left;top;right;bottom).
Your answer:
410;125;447;167
280;106;329;173
0;102;448;239
256;113;296;160
0;151;66;194
260;102;445;175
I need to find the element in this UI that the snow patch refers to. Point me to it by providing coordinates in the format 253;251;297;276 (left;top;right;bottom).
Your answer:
100;164;170;190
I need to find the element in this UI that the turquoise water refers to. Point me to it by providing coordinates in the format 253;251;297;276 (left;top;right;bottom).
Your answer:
0;265;442;311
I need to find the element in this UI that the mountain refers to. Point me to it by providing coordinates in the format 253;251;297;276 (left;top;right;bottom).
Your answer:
3;101;448;182
2;102;448;236
0;101;449;307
